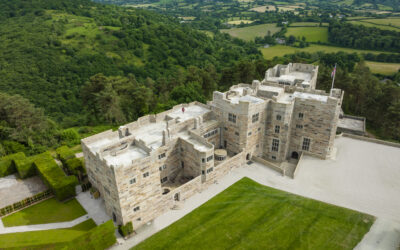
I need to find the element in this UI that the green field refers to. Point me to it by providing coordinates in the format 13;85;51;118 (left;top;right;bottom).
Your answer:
289;22;329;27
2;198;87;227
135;178;374;250
220;23;281;41
286;27;328;43
365;61;400;75
261;44;390;59
348;20;400;31
0;219;96;249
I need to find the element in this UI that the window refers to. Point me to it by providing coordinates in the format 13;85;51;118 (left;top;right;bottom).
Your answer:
275;125;280;134
298;113;304;119
276;115;282;121
224;127;228;131
228;113;236;123
207;155;213;162
202;170;205;175
161;176;168;183
206;167;214;174
271;156;276;160
159;164;167;171
133;206;140;212
296;124;303;129
248;132;252;136
143;172;149;178
158;153;166;159
271;139;280;152
204;129;218;138
202;158;205;163
129;178;136;184
302;138;311;151
252;113;259;123
258;127;261;131
235;132;239;136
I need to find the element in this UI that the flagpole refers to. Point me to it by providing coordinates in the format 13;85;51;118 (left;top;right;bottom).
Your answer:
330;63;336;96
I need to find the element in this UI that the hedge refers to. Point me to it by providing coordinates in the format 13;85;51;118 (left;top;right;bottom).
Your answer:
65;157;85;175
64;220;117;249
118;222;133;237
14;157;36;179
0;152;25;177
34;152;78;201
56;146;75;164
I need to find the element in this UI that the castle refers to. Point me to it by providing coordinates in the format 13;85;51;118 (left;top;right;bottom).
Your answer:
82;63;344;228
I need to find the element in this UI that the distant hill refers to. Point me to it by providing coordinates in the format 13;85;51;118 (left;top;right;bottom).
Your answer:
0;0;261;123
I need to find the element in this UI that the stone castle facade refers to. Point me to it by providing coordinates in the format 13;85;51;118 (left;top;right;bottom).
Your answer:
82;63;344;229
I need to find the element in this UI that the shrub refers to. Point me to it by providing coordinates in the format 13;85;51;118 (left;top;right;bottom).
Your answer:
61;128;80;146
0;152;26;177
34;152;78;201
64;220;116;249
14;157;35;179
65;157;84;175
56;146;75;164
118;222;134;237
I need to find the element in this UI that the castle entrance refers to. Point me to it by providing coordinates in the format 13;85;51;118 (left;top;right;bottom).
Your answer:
291;151;299;159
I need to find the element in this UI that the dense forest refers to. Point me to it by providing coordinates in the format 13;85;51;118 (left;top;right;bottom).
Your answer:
328;22;400;52
0;0;260;124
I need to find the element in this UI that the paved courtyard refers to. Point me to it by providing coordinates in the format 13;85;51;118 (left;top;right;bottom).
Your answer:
0;175;47;208
111;137;400;250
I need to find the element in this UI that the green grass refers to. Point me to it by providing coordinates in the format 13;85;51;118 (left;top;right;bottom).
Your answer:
2;198;87;227
365;61;400;75
135;178;374;250
0;219;96;249
286;27;328;43
289;22;328;27
220;23;281;41
347;19;400;31
261;44;392;59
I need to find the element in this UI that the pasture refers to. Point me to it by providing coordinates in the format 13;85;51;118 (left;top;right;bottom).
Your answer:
261;44;390;59
220;23;281;41
365;61;400;75
286;27;328;43
135;178;374;250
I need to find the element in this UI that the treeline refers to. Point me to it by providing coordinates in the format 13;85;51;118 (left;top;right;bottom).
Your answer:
328;22;400;52
283;51;400;141
362;53;400;63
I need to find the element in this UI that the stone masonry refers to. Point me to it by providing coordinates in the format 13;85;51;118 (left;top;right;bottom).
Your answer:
81;63;344;229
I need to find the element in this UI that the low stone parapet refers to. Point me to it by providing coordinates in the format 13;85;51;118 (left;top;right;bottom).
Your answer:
251;156;285;176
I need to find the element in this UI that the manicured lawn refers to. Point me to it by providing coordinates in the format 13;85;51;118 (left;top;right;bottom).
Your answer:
365;61;400;75
220;23;281;41
135;178;374;250
0;219;96;249
261;44;392;59
286;27;328;43
2;198;87;227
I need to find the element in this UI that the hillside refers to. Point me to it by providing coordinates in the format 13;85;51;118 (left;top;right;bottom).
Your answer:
0;0;261;124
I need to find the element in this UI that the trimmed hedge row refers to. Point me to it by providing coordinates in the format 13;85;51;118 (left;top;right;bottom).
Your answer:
14;156;36;179
0;152;25;177
65;157;84;175
118;221;134;237
34;152;78;201
56;146;75;164
64;220;117;249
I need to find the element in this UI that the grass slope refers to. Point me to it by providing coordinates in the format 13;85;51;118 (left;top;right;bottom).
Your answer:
135;178;374;250
286;27;328;43
261;44;391;59
348;20;400;31
2;198;87;227
220;23;281;41
365;61;400;75
0;219;96;249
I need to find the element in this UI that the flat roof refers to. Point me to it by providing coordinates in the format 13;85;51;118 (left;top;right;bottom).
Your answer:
258;85;284;93
293;92;328;102
230;95;264;104
103;145;148;167
168;105;210;122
